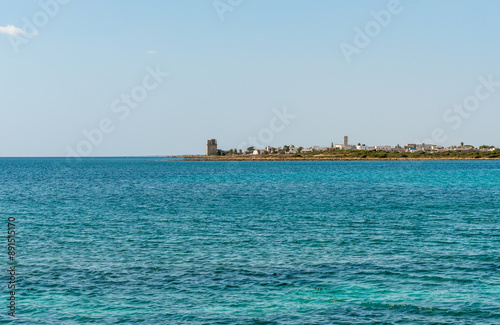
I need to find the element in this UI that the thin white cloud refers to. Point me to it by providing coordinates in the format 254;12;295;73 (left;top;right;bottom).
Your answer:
0;25;25;36
147;50;157;55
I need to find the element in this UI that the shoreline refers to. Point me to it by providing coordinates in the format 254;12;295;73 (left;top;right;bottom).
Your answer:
173;155;500;161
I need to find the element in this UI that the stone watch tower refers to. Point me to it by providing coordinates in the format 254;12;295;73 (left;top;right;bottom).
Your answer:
206;139;218;156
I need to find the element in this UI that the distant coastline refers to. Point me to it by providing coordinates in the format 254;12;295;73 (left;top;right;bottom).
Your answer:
177;150;500;161
197;137;500;161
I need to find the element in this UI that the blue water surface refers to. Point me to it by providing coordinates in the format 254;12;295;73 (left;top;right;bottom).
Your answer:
1;158;499;324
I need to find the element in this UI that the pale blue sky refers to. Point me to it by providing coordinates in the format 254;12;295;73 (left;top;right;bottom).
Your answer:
1;0;500;156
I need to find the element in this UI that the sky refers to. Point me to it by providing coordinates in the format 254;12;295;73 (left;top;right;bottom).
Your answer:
1;0;500;157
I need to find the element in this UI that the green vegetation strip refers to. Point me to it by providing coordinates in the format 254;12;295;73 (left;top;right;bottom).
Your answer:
182;150;500;161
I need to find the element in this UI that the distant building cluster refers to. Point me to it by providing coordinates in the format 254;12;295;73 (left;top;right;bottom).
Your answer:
206;136;498;156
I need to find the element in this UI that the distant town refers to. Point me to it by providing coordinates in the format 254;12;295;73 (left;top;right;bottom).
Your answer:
205;137;499;157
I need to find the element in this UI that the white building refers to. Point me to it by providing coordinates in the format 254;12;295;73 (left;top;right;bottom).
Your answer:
357;144;374;150
335;144;356;150
375;146;392;151
288;145;298;154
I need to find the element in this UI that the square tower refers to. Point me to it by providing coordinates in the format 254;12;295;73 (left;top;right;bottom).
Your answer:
343;136;348;147
206;139;218;156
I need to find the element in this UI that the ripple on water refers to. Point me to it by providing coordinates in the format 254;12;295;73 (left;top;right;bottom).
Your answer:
1;159;499;324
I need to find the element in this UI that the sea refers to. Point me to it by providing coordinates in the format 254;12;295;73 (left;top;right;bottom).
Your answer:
1;158;499;324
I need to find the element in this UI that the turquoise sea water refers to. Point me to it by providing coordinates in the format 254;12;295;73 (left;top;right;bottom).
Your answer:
1;158;499;324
